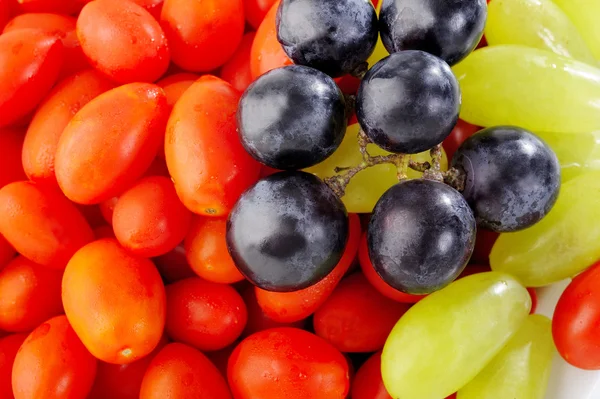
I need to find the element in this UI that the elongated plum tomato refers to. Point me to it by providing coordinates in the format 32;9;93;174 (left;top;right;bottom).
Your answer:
244;0;276;28
220;32;256;93
12;315;97;399
351;351;391;399
0;29;63;128
0;128;27;189
165;76;261;216
55;83;169;204
0;333;27;398
62;239;166;364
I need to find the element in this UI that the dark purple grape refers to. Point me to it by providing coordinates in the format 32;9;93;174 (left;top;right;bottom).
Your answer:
452;126;561;233
237;65;346;170
356;50;460;154
226;171;348;292
368;179;476;295
276;0;378;77
379;0;487;66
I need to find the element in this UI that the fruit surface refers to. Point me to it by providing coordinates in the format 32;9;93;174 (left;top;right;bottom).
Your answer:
552;0;600;61
0;333;27;398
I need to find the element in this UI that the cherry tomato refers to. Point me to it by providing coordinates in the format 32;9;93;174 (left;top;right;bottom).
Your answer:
55;83;169;204
140;342;232;399
527;287;538;315
228;328;350;399
152;244;197;283
220;32;256;93
0;128;26;189
351;351;391;399
15;0;81;14
0;234;15;269
0;181;94;269
160;0;244;72
207;343;236;378
0;333;27;398
77;0;164;19
12;315;97;399
22;70;114;188
77;204;108;229
470;228;499;265
255;213;361;323
77;0;169;83
441;119;481;162
0;0;10;31
0;29;63;128
164;75;261;216
93;225;116;240
99;196;119;225
165;277;247;351
244;0;275;28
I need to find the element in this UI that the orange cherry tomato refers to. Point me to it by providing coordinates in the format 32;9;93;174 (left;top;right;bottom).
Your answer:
0;181;94;269
15;0;81;14
12;315;97;399
0;256;63;333
55;83;169;204
165;75;261;216
165;277;247;351
220;32;255;93
62;239;166;364
228;328;350;399
0;29;63;128
351;351;391;399
77;0;169;83
255;213;361;323
0;128;26;189
22;70;114;188
0;234;15;269
0;333;27;399
140;342;232;399
160;0;244;72
250;0;292;79
153;244;197;283
184;216;245;284
244;0;276;29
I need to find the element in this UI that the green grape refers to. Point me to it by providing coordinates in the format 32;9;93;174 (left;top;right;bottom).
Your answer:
485;0;596;64
381;272;531;399
452;45;600;133
540;131;600;183
491;172;600;286
552;0;600;62
305;123;448;213
458;314;555;399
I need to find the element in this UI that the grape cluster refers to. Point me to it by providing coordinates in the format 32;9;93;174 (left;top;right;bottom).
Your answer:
229;0;561;295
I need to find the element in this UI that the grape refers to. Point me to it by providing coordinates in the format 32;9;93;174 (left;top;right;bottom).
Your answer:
491;172;600;287
276;0;378;77
379;0;487;66
452;126;561;232
226;171;348;292
552;0;600;61
356;51;460;154
381;272;531;399
237;65;346;170
540;131;600;183
367;179;476;294
458;314;554;399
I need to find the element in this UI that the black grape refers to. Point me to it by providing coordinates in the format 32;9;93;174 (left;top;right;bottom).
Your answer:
452;126;561;232
226;171;348;292
356;50;460;154
368;179;476;295
237;65;347;170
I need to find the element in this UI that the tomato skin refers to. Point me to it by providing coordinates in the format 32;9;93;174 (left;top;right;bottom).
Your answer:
0;256;63;333
441;119;481;162
12;315;97;399
165;277;247;351
553;261;600;369
470;228;499;265
165;75;261;216
113;176;192;258
15;0;80;14
351;351;391;399
228;328;350;399
0;29;63;128
140;342;232;399
0;333;27;399
255;213;361;323
62;239;166;364
220;32;255;93
93;225;116;240
241;286;305;337
0;0;10;31
22;70;114;188
0;128;26;189
0;234;15;269
152;244;197;283
244;0;276;28
55;83;169;204
77;0;169;83
0;181;94;269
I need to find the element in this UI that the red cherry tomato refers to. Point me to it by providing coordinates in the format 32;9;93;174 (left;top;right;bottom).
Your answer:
527;287;538;315
152;244;197;283
0;333;27;398
15;0;81;14
0;128;26;189
228;328;350;399
0;0;10;31
94;225;116;240
351;351;391;399
220;32;256;93
207;343;236;378
0;234;15;269
441;119;481;162
471;228;499;265
244;0;276;29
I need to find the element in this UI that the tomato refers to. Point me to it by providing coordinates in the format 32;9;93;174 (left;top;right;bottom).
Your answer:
553;261;600;369
351;351;391;399
0;0;10;31
93;225;116;240
160;0;244;72
22;70;114;188
0;181;94;269
527;287;538;315
0;29;63;128
0;333;27;399
255;213;361;323
164;76;261;216
220;32;256;93
470;228;499;265
228;328;350;399
55;83;169;204
15;0;81;14
113;176;192;257
250;0;292;79
140;342;232;399
314;273;410;352
358;233;426;303
99;196;119;225
184;217;245;284
165;277;247;351
244;0;275;28
12;315;97;399
77;0;169;83
152;244;197;283
0;234;15;269
441;119;481;162
207;343;236;378
0;256;63;333
77;204;107;229
62;239;166;364
0;128;26;189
